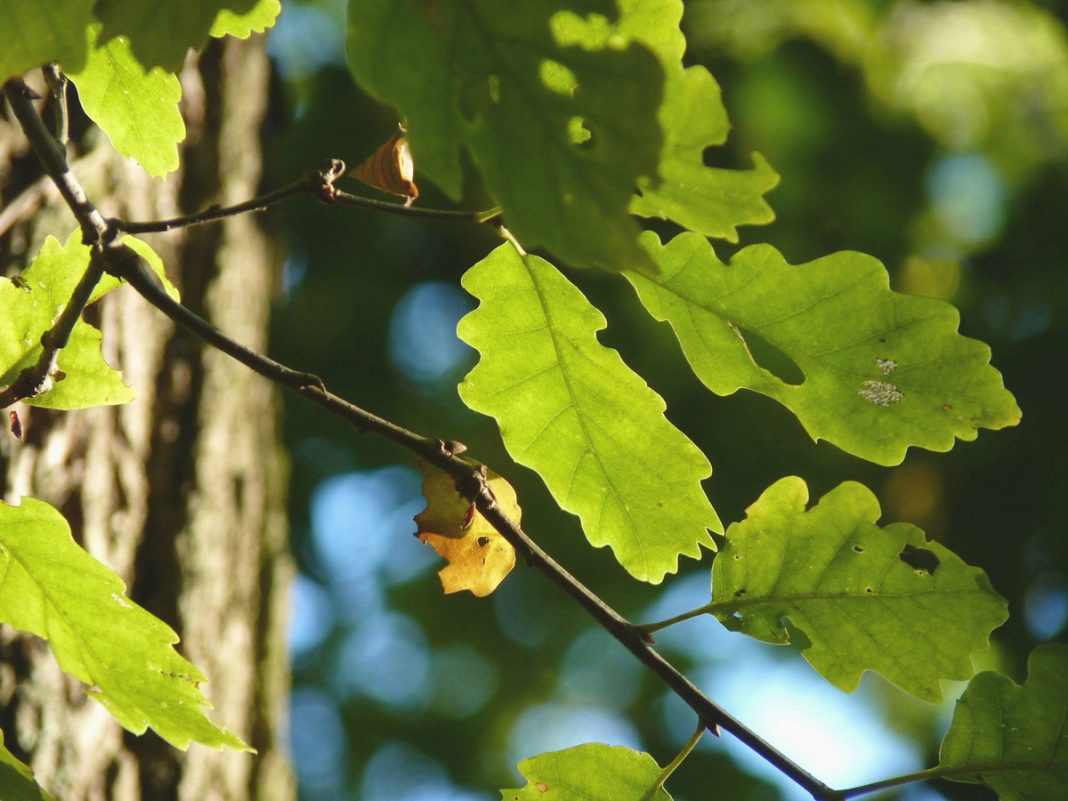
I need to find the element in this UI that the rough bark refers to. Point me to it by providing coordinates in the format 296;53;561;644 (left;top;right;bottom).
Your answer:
0;37;294;801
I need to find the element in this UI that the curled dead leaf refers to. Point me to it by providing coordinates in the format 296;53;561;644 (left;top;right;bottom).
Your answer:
414;465;520;596
353;124;419;206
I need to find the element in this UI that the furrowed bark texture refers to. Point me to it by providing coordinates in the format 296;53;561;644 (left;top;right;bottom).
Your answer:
0;38;294;801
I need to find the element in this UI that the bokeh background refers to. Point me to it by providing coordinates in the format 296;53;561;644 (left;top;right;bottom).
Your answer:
261;1;1068;799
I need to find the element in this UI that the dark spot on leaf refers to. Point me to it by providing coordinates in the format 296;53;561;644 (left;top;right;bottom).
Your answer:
733;554;741;560
477;536;490;548
865;587;874;594
734;588;746;597
942;402;954;411
899;544;940;574
853;545;864;553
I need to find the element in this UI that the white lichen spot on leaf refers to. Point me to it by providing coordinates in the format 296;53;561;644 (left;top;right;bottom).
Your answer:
875;357;898;375
858;380;903;406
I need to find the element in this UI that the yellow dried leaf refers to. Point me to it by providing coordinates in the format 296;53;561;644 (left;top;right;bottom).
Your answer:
414;466;519;597
353;125;419;206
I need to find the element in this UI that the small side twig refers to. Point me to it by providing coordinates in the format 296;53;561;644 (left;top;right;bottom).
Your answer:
43;64;68;146
112;157;500;234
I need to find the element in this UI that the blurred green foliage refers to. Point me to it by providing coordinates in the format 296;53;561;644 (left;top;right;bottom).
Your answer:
266;1;1068;799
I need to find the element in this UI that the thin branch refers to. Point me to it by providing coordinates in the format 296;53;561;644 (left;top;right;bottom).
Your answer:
2;78;109;244
112;157;500;234
0;78;111;408
42;64;68;146
11;81;862;801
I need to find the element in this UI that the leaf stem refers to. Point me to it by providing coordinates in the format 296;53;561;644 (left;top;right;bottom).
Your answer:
642;721;704;800
639;602;714;635
835;768;941;798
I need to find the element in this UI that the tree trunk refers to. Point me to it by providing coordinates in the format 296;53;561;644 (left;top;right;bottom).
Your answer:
0;36;294;801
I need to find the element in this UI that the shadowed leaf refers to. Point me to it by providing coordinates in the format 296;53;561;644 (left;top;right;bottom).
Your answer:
938;643;1068;800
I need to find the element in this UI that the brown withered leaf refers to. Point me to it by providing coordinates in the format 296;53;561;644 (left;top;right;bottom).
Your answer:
414;466;518;597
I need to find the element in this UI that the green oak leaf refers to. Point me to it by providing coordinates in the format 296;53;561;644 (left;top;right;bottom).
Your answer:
0;497;249;750
594;0;780;240
66;25;184;178
937;643;1068;800
502;744;671;801
628;232;1021;465
0;0;93;81
458;243;719;583
0;233;130;409
94;0;264;71
347;0;663;272
0;729;53;801
210;0;282;38
711;477;1007;702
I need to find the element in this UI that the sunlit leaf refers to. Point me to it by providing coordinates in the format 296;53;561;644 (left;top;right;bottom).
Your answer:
0;729;53;801
458;244;719;583
0;497;249;750
66;25;184;177
628;232;1021;465
937;643;1068;800
588;0;779;240
94;0;266;71
415;466;518;597
209;0;281;38
0;234;177;409
502;743;671;801
347;0;664;272
0;233;129;409
711;477;1007;702
0;0;92;81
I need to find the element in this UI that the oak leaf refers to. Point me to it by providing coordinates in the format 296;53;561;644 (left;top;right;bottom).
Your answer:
414;466;518;597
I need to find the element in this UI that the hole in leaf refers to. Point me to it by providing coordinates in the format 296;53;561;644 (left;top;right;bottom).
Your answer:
477;536;490;548
899;544;940;574
853;545;864;553
729;323;804;386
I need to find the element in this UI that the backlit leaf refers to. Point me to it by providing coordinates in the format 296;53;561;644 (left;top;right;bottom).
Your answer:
0;234;177;409
209;0;281;39
0;729;53;801
0;497;249;750
502;743;671;801
0;233;129;409
628;232;1021;465
711;477;1007;702
347;0;664;272
596;0;780;240
458;244;719;583
67;25;184;177
415;466;519;597
94;0;267;71
937;643;1068;799
0;0;92;81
